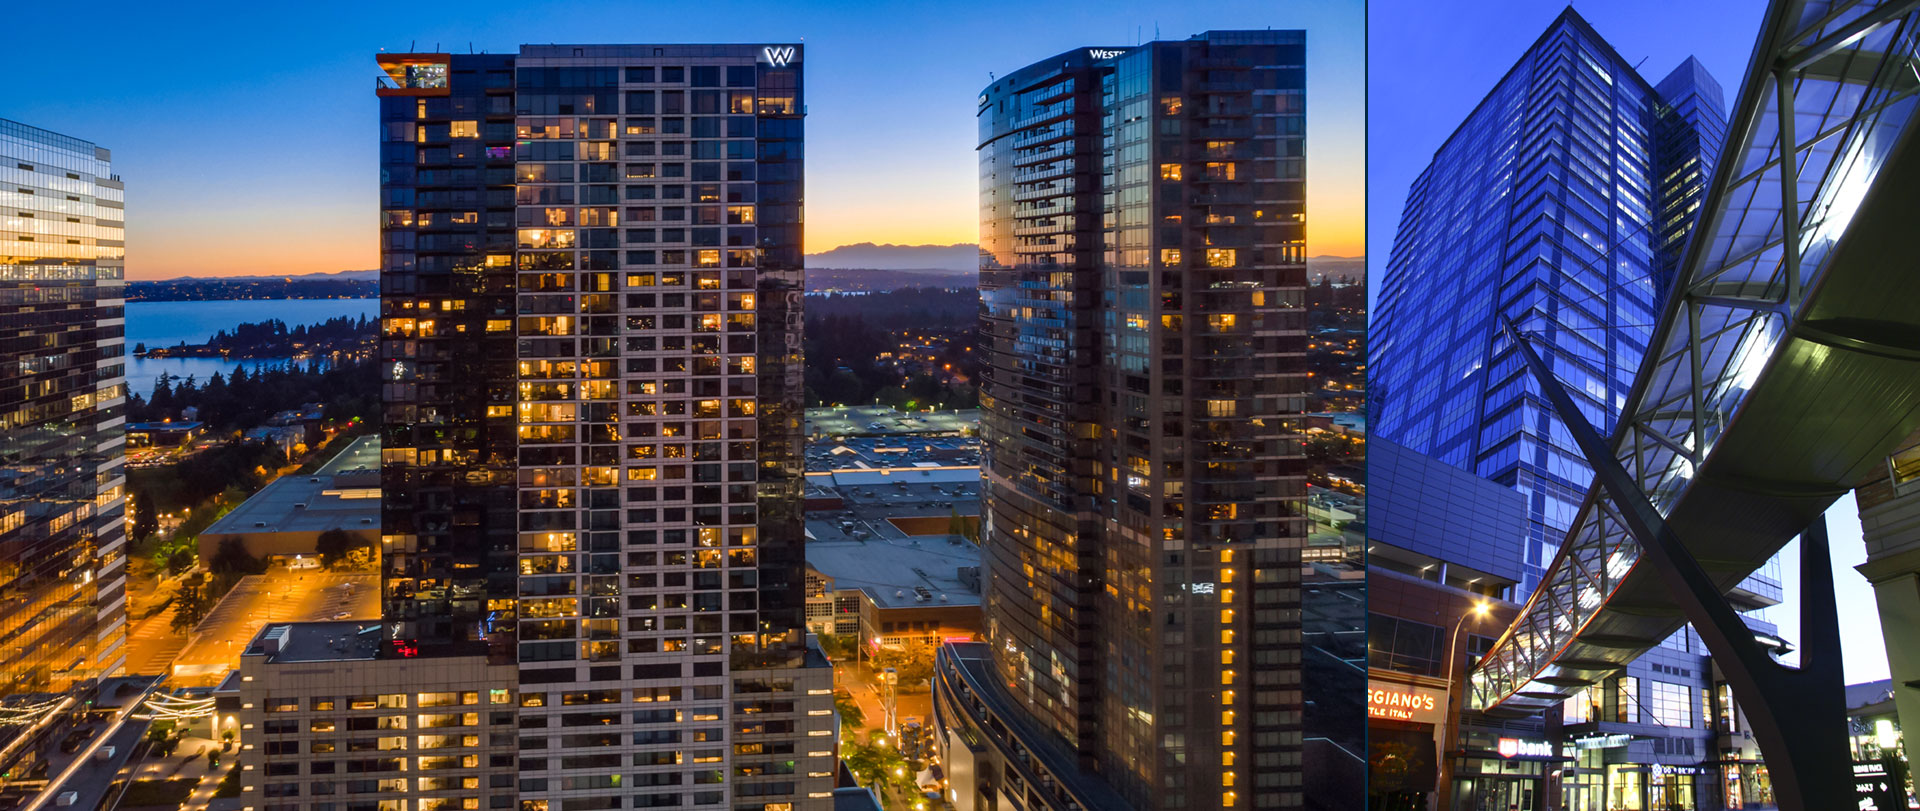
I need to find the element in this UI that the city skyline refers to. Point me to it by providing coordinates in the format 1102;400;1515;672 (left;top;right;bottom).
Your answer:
3;0;1365;281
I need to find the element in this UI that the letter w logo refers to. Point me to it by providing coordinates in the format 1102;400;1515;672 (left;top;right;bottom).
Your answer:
763;46;796;67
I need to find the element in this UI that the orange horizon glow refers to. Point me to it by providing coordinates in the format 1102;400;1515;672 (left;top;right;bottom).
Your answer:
126;213;1366;280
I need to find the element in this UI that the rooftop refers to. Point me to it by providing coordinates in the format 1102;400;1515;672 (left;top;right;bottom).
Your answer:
317;434;382;476
807;531;980;610
200;436;381;539
243;621;383;663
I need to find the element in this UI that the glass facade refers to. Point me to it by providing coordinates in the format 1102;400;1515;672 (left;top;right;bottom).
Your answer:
0;120;129;707
0;120;129;790
976;30;1308;810
1372;12;1712;591
378;45;830;811
1371;11;1786;809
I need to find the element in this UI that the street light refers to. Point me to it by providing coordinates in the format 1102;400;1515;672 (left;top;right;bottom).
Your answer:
1437;600;1492;811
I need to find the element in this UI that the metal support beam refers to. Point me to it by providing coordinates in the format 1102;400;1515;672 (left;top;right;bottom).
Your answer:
1776;67;1803;313
1503;317;1852;810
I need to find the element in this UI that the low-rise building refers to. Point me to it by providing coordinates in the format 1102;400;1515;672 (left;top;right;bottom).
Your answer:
126;420;205;448
199;436;380;562
804;524;982;657
234;621;520;811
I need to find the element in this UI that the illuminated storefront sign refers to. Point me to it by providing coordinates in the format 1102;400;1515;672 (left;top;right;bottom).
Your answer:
1088;48;1127;59
1367;680;1445;724
1496;737;1553;759
1572;733;1631;749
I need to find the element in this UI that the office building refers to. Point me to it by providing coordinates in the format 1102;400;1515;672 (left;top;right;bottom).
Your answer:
942;31;1309;811
1369;10;1781;810
0;119;129;745
370;44;834;811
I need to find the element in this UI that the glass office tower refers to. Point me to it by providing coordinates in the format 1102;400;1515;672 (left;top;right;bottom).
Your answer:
1371;10;1780;809
378;45;831;810
0;119;129;698
949;31;1308;811
0;120;128;788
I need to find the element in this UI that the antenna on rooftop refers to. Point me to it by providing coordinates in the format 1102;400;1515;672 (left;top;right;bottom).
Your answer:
409;40;416;52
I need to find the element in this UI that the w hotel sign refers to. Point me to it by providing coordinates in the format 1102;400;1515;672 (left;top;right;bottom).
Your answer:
759;45;800;67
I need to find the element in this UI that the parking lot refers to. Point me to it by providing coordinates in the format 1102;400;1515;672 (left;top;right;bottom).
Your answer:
169;570;379;686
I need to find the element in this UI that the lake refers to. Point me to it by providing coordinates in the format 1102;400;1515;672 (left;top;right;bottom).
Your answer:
124;299;378;396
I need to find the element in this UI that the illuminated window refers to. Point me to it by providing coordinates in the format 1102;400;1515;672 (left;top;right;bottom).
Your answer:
696;249;722;268
1159;164;1183;181
1160;248;1182;266
1206;248;1237;268
1615;676;1639;723
1160;96;1183;115
1204;161;1237;180
449;121;479;138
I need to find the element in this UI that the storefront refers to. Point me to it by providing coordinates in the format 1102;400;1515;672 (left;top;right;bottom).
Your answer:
1368;679;1448;811
1450;733;1561;811
1712;759;1774;809
1564;758;1705;810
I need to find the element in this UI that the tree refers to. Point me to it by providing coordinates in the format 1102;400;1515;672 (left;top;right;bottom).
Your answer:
872;647;935;690
209;537;264;576
131;491;159;543
834;693;866;733
315;529;356;569
843;739;908;789
164;544;195;575
169;573;215;635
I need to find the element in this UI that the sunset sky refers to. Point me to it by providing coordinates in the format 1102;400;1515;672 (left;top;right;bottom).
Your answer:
5;0;1362;280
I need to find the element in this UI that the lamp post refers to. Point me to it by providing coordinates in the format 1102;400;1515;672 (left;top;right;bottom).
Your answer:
1436;600;1491;811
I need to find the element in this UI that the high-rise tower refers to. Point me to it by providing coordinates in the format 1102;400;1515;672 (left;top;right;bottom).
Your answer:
0;119;129;701
941;30;1309;811
373;44;832;811
1369;10;1779;808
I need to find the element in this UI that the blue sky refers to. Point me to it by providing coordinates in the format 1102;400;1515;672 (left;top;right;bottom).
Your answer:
1369;0;1890;683
2;0;1362;278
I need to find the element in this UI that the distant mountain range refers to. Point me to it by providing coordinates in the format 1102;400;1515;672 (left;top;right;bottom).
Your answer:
149;251;1365;284
156;269;380;282
805;243;977;271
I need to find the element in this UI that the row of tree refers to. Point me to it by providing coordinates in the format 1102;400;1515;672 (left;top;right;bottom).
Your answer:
137;314;375;358
130;358;378;431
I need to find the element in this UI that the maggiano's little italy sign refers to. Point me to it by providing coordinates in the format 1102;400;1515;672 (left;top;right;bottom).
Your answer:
1367;680;1446;725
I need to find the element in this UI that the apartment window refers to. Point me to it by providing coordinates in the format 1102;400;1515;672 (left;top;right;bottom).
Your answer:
1160;164;1183;181
450;121;479;138
1205;248;1237;268
1161;249;1182;266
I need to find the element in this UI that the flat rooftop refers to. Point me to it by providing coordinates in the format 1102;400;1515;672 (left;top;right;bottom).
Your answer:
807;532;980;610
804;406;978;438
809;467;980;488
317;434;382;475
201;436;380;539
243;621;382;663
